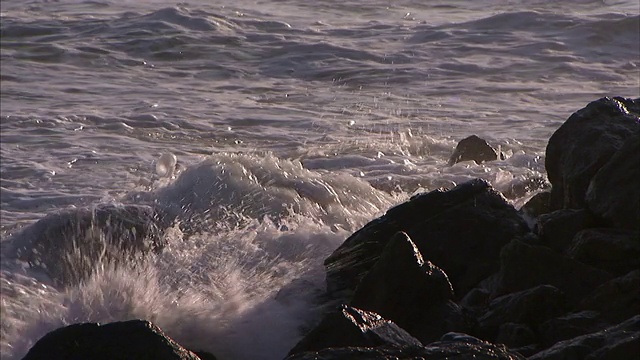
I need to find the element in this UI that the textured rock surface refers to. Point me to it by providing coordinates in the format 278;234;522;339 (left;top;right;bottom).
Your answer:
545;96;640;210
22;320;207;360
478;285;565;341
325;179;529;300
9;204;171;287
494;239;613;306
586;130;640;231
529;315;640;360
538;311;610;348
567;229;640;276
349;232;466;343
286;333;525;360
535;209;598;252
288;305;422;356
448;135;501;165
577;270;640;324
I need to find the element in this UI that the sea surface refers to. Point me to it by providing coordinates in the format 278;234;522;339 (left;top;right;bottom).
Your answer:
1;0;639;359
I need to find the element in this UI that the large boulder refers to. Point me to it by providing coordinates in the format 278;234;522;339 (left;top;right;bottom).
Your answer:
535;209;598;253
529;315;640;360
477;285;566;342
448;135;501;166
493;239;613;306
586;130;640;231
8;204;171;287
567;229;640;276
545;96;640;210
287;305;422;356
325;179;530;301
22;319;211;360
349;232;466;344
538;311;610;348
577;270;640;324
286;333;525;360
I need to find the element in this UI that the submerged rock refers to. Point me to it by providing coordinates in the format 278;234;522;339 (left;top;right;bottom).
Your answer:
9;204;172;287
448;135;501;166
545;96;640;210
325;179;529;301
22;319;211;360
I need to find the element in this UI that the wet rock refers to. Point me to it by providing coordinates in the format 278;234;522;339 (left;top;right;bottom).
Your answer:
9;204;172;287
545;96;640;210
448;135;501;166
349;232;467;343
286;333;525;360
577;270;640;324
567;228;640;276
586;130;640;231
529;315;640;360
494;239;613;306
519;191;552;220
535;209;598;253
325;179;529;301
538;311;610;348
287;305;422;356
478;285;565;342
22;319;207;360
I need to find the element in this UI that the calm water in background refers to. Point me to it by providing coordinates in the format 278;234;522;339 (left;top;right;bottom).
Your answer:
1;1;639;359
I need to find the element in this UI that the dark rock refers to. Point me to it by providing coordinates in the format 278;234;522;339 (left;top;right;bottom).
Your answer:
535;209;598;253
288;305;422;356
478;285;565;342
325;179;530;301
459;287;491;313
545;96;640;210
519;191;552;220
349;232;467;343
538;311;610;348
9;204;172;287
448;135;501;166
22;319;204;360
586;130;640;231
529;315;640;360
567;228;640;276
494;239;613;306
286;333;525;360
495;323;536;348
577;270;640;324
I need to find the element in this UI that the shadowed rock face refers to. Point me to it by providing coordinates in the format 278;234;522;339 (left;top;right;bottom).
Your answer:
350;232;466;344
287;305;423;356
545;97;640;210
324;178;530;301
9;204;173;287
286;333;525;360
21;319;211;360
586;130;640;231
448;135;501;166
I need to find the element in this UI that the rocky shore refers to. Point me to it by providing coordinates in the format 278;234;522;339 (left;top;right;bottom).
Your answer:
20;97;640;359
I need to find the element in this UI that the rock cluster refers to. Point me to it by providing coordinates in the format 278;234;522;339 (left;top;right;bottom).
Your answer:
21;97;640;359
288;96;640;359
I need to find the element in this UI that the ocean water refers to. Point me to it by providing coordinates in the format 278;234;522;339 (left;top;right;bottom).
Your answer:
1;0;639;358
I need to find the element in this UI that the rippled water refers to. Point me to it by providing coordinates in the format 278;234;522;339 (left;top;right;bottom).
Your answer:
1;1;639;359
